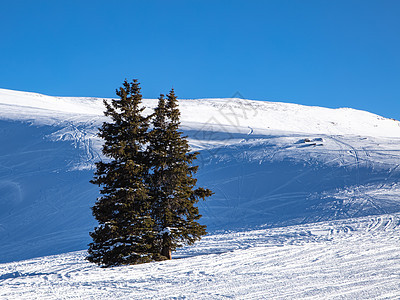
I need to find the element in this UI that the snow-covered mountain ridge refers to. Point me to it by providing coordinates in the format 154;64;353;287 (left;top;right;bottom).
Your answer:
0;88;400;264
1;88;400;137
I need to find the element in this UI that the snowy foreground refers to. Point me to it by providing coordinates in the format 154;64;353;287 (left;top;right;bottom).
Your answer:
1;88;400;298
1;214;400;299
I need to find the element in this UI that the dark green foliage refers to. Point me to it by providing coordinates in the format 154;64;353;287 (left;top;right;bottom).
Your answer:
148;89;213;259
88;80;213;266
87;80;157;267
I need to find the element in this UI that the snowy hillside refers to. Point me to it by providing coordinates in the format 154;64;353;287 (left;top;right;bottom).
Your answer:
1;88;400;298
1;88;400;263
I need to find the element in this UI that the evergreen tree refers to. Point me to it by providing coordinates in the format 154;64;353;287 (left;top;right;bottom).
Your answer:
87;80;156;267
148;89;213;259
88;81;212;266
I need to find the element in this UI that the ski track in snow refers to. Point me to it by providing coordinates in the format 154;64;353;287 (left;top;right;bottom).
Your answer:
1;214;400;299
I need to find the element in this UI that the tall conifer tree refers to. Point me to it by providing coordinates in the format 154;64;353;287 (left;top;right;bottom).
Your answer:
87;80;156;267
148;89;213;259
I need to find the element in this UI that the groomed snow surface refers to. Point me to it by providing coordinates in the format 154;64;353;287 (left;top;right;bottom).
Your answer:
1;88;400;299
1;215;399;299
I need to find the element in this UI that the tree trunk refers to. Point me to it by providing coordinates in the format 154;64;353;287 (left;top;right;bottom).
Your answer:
161;245;171;260
161;233;172;260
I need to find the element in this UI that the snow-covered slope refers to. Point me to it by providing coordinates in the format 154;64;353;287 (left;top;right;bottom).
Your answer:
1;214;400;299
0;88;400;265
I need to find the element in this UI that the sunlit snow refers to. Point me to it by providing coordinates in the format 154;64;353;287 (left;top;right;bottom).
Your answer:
0;88;399;299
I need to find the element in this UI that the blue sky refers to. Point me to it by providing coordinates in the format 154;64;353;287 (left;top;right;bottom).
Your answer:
1;1;400;119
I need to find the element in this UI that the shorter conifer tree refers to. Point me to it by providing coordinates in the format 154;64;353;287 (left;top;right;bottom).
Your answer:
148;89;213;259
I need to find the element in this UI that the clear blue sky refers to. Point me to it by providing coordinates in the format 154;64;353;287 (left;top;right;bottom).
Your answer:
1;1;400;119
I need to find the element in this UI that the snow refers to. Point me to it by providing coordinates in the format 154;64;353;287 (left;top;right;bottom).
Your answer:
1;214;399;299
1;88;400;298
159;227;172;236
1;88;400;137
